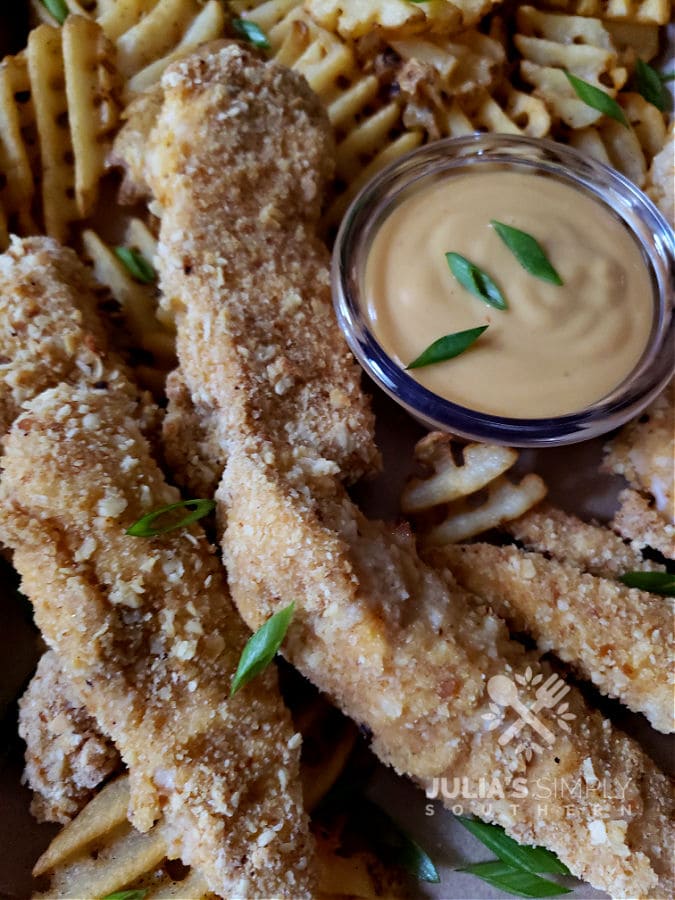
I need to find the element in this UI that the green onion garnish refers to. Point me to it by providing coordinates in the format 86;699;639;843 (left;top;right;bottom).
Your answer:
446;253;508;310
126;499;216;537
491;221;562;285
232;18;270;50
564;72;628;127
406;325;488;370
114;247;156;284
230;603;295;696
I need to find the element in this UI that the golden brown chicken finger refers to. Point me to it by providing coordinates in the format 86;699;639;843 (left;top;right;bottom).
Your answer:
603;381;675;557
19;650;121;824
0;234;155;438
0;383;315;899
613;487;675;560
142;45;674;899
429;542;674;733
505;502;666;578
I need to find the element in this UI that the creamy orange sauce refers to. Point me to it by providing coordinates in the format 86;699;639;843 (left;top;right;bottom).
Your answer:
364;171;654;418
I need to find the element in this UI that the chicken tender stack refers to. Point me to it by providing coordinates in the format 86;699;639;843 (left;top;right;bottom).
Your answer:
0;383;315;898
0;237;316;897
139;43;674;899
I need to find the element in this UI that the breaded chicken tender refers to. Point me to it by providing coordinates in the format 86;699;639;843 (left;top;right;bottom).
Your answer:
603;381;675;559
139;44;674;898
506;502;665;578
19;650;121;824
430;543;674;733
0;236;110;434
0;383;315;899
0;235;156;439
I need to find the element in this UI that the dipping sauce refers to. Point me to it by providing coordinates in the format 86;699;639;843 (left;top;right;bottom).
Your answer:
364;170;654;418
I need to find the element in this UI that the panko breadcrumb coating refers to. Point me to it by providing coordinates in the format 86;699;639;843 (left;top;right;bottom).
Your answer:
0;236;110;434
0;382;315;899
430;542;674;733
0;235;157;439
139;43;674;899
604;380;675;559
19;650;121;824
506;502;665;578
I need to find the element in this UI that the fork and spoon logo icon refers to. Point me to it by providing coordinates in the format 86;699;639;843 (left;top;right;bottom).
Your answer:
487;671;574;756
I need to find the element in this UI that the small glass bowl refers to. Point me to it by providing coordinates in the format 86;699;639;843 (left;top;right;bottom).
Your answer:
332;134;674;447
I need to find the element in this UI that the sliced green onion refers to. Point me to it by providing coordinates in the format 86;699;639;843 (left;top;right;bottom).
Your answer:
459;861;571;898
232;18;270;50
406;325;488;370
114;247;156;284
457;817;570;875
618;571;675;597
126;499;215;537
491;221;562;285
41;0;68;25
102;891;148;900
633;59;670;112
361;799;440;883
564;72;628;127
446;253;508;310
230;603;295;696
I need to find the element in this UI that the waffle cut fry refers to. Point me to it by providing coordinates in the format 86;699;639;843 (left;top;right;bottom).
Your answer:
0;17;120;243
569;91;667;187
31;0;227;97
536;0;671;26
403;79;552;139
306;0;506;40
401;432;548;544
0;51;39;244
515;5;628;128
81;218;176;396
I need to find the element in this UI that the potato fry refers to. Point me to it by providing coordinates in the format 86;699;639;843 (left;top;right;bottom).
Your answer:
26;24;79;242
537;0;671;25
62;15;121;216
401;433;518;512
115;0;206;79
515;6;627;128
401;433;547;544
306;0;504;40
81;226;175;370
391;28;506;100
424;473;548;544
605;21;660;63
127;0;226;95
96;1;161;43
33;775;130;876
0;52;38;234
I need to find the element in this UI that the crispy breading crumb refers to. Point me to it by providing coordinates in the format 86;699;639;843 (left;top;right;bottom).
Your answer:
506;502;666;577
603;381;675;557
19;651;121;824
0;234;159;439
